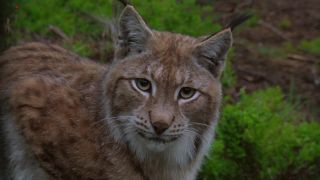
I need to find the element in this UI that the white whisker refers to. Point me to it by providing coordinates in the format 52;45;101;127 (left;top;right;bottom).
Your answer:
189;122;210;128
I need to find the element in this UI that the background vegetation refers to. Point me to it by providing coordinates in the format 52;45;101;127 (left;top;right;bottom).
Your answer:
3;0;320;179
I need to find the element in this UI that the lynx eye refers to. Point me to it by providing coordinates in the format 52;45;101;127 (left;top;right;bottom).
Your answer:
179;87;197;99
135;78;152;92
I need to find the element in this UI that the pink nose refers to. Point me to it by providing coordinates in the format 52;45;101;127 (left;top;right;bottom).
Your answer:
151;121;170;135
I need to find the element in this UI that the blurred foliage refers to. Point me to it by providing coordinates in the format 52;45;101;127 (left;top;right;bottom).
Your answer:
221;48;236;89
279;17;292;30
10;0;220;57
131;0;221;36
199;87;320;179
68;40;93;57
12;0;113;37
257;45;287;59
243;10;260;28
282;42;297;54
255;38;320;60
0;0;15;51
299;38;320;56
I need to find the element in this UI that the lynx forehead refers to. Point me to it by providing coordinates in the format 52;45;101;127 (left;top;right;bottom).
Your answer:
0;4;233;180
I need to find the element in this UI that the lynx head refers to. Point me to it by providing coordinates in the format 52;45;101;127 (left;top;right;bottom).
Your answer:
103;5;232;163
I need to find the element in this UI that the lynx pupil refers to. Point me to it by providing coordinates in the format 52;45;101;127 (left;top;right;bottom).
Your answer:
136;78;151;92
179;87;196;99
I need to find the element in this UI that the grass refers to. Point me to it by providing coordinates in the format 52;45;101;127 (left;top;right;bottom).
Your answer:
242;10;261;28
199;87;320;179
9;0;221;59
299;38;320;56
255;38;320;60
257;45;287;59
221;48;236;89
131;0;221;36
279;17;292;29
10;0;114;58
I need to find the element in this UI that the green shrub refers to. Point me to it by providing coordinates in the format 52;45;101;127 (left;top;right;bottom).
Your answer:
131;0;221;36
68;40;93;57
257;45;287;59
279;17;292;29
282;42;297;54
10;0;114;57
10;0;221;57
199;87;320;179
221;48;236;89
12;0;113;37
299;38;320;56
243;10;260;28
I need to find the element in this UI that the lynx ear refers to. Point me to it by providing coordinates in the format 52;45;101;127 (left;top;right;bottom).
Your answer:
195;29;233;77
116;5;153;59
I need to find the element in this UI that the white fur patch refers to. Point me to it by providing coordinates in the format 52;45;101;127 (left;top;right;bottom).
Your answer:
121;115;217;180
2;115;51;180
127;129;196;166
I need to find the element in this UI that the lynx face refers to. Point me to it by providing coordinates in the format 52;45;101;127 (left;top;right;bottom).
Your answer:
103;6;232;158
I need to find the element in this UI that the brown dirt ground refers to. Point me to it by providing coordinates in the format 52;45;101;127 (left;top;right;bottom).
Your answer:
211;0;320;119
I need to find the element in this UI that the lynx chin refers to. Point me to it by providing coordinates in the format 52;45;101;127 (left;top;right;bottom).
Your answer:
0;5;233;180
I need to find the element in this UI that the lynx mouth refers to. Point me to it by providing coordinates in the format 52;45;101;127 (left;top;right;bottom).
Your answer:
137;132;179;144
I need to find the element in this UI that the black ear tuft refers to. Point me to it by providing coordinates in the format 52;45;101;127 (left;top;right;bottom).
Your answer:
226;13;252;31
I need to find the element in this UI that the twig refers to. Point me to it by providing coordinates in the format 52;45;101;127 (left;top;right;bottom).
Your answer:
4;18;12;33
78;11;109;26
48;25;71;42
287;54;316;63
76;11;117;43
311;67;320;86
237;68;275;84
258;20;291;41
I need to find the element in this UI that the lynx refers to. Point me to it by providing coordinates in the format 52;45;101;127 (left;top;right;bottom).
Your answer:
0;5;233;180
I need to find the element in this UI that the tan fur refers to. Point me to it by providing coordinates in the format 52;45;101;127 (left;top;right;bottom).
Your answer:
0;5;232;180
0;43;144;179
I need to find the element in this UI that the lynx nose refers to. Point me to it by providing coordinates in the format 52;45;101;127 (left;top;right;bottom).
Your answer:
151;121;170;135
149;108;174;135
